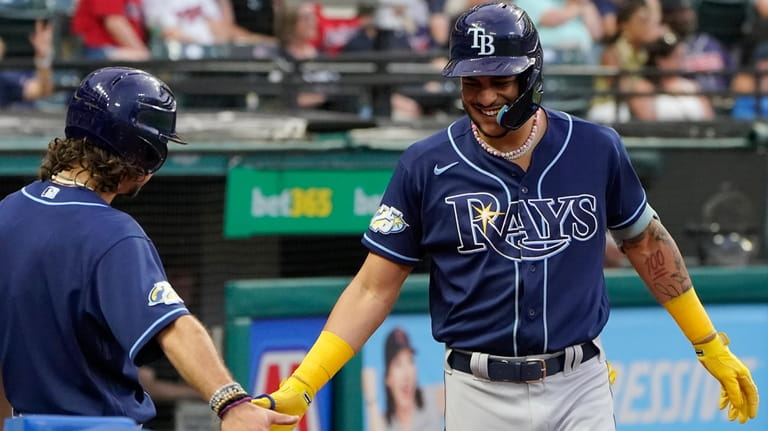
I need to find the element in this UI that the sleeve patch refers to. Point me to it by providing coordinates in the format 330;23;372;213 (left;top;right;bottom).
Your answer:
147;281;185;306
369;204;409;235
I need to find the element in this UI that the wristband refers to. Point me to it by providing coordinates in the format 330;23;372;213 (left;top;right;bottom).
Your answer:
662;288;716;344
293;330;355;392
34;54;53;69
209;382;249;415
218;395;253;419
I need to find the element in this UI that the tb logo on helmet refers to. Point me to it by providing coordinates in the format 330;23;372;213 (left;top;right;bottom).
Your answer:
468;27;495;55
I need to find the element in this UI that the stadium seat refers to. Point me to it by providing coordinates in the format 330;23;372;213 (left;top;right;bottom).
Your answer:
4;415;141;431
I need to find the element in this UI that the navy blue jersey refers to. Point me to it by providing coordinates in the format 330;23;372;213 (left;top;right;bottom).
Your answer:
363;109;654;356
0;180;190;424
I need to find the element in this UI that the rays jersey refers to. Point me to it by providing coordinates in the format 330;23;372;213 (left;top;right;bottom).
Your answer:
0;180;189;424
363;109;655;357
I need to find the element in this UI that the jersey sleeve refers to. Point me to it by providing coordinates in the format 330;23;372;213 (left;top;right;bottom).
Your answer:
604;127;656;240
92;236;189;365
362;158;424;265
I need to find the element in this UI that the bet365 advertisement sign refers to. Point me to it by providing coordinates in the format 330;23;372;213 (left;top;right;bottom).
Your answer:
225;167;391;236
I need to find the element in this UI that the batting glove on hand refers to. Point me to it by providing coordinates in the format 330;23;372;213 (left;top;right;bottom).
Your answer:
606;361;617;386
252;376;314;431
694;332;759;423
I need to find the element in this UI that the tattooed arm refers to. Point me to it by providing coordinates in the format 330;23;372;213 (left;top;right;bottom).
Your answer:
621;218;760;422
620;217;696;305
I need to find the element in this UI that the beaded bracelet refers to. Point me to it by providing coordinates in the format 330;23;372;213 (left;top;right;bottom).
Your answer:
218;395;253;419
209;382;249;415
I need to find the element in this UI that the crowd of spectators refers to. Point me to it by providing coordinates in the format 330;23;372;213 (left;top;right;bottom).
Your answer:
0;0;767;121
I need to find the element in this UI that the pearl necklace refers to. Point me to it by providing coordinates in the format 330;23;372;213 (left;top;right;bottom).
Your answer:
472;110;539;161
51;173;95;191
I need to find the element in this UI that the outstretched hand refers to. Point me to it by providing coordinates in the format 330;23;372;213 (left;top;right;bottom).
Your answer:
695;333;759;423
221;400;298;431
252;376;315;431
29;20;53;60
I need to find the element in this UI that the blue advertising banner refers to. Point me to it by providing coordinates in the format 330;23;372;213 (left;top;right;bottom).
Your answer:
247;317;332;431
361;305;768;431
600;304;767;430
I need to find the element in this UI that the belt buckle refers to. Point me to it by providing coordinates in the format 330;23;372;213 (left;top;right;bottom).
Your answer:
524;358;547;383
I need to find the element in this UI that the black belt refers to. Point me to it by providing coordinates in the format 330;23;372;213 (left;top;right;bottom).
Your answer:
447;342;599;383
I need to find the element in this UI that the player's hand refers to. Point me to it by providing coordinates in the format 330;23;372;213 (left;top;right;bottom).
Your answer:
606;361;617;386
694;332;759;423
252;376;315;431
220;400;298;431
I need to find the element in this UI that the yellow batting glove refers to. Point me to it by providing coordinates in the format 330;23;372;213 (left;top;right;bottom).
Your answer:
252;330;355;431
662;289;759;423
606;361;617;386
253;376;314;431
694;332;759;424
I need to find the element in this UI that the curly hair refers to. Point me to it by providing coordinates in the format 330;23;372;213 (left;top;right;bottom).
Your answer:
38;137;146;193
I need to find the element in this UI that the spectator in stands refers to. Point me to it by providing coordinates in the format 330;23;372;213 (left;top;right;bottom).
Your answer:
593;0;621;42
143;0;232;47
371;0;428;53
216;0;278;45
142;0;276;59
228;0;281;38
71;0;151;61
277;2;320;62
340;3;429;120
273;2;359;113
629;32;715;121
426;0;450;49
587;0;662;123
731;42;768;120
514;0;604;64
660;0;733;95
0;20;54;109
342;3;411;52
739;0;768;68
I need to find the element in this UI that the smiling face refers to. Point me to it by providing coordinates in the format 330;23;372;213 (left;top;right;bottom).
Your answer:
461;75;521;138
385;348;418;410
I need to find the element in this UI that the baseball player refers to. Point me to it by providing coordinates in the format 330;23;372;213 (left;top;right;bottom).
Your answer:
254;2;758;430
0;67;297;431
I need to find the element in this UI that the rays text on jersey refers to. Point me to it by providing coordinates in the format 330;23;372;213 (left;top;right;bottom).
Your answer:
444;193;599;260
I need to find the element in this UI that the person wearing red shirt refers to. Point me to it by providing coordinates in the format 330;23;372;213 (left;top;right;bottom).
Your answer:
71;0;151;61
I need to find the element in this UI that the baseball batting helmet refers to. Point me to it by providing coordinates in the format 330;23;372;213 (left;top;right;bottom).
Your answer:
442;2;543;130
65;67;186;173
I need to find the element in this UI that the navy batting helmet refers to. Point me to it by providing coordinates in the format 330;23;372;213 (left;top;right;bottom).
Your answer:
65;67;186;173
442;2;543;130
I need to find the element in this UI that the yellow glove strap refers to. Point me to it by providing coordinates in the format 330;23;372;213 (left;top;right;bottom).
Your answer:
293;330;355;393
662;288;716;344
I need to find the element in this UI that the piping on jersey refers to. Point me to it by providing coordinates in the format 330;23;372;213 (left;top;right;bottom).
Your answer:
608;196;649;230
447;121;523;355
22;186;109;207
129;308;188;361
362;233;420;263
536;111;574;353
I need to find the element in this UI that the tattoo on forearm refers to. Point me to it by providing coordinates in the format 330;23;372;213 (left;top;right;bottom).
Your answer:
644;249;669;281
627;219;693;301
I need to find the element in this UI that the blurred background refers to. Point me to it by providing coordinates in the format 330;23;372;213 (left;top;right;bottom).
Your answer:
1;0;767;430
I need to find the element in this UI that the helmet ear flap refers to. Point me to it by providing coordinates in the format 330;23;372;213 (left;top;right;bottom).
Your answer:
497;62;543;130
